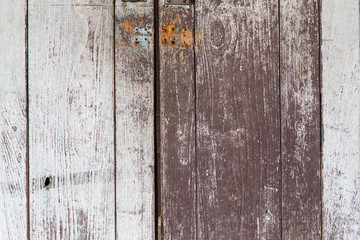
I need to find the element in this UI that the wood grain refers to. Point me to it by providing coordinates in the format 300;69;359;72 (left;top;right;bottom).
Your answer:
159;2;196;240
115;1;155;239
0;0;27;239
280;0;321;239
28;0;115;239
322;0;360;238
195;1;281;239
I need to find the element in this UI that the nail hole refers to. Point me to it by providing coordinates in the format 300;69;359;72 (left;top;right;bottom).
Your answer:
44;177;51;189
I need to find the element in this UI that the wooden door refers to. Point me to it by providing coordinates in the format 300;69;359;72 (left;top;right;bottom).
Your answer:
1;0;360;239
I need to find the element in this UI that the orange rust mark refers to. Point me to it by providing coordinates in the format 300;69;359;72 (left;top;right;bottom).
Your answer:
121;20;135;36
160;21;206;49
120;18;146;36
194;29;206;51
179;26;193;49
116;39;126;45
134;39;139;47
161;23;176;46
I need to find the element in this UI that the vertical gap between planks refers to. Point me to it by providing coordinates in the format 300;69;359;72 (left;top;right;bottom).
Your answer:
113;0;117;239
278;0;283;239
192;2;198;240
154;0;160;239
318;0;323;238
26;0;30;239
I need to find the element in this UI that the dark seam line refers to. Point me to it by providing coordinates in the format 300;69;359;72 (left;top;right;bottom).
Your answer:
26;0;30;239
154;0;160;239
278;1;283;239
318;0;323;238
192;2;198;240
113;1;117;239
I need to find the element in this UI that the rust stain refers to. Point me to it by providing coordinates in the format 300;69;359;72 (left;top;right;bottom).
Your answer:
134;39;139;47
116;39;126;45
121;20;135;36
160;22;206;49
121;18;146;36
161;23;176;46
179;26;193;49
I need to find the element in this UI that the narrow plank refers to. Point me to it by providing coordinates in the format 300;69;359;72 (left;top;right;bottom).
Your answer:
29;0;115;239
0;0;27;239
159;2;196;239
115;1;155;239
195;1;281;239
322;0;360;238
280;1;321;238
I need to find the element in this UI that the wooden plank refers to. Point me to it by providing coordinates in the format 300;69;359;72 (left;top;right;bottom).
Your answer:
115;1;155;239
159;2;196;240
280;1;321;238
28;1;115;239
195;1;281;239
0;0;27;239
322;0;360;238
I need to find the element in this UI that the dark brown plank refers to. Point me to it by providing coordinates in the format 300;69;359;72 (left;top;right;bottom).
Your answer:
159;3;196;240
195;1;281;239
280;1;321;238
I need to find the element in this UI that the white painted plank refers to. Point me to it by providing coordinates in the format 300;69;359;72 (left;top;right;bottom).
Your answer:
29;0;115;239
322;0;360;238
0;0;27;239
115;1;154;239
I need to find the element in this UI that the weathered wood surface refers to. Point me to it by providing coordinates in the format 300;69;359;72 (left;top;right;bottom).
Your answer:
29;0;115;239
115;1;155;239
159;2;196;240
280;1;321;238
196;1;281;239
322;0;360;238
0;0;27;239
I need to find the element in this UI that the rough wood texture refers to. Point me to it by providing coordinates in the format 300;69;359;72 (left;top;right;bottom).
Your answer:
115;1;155;239
196;1;281;239
280;1;321;238
0;0;27;239
322;0;360;238
29;0;115;239
159;2;196;240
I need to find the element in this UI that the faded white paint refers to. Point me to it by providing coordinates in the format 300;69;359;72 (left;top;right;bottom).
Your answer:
115;1;155;239
322;0;360;238
0;0;27;239
29;0;115;239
